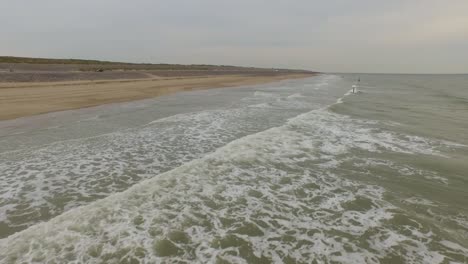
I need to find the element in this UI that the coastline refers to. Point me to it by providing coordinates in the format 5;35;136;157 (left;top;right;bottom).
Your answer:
0;73;315;121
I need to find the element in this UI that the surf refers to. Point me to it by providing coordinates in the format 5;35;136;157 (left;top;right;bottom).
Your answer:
2;79;465;263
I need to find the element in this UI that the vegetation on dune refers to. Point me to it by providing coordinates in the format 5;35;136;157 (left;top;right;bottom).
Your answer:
0;56;313;73
0;56;117;65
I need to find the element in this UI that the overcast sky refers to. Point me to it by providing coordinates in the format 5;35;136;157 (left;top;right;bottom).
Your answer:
1;0;467;73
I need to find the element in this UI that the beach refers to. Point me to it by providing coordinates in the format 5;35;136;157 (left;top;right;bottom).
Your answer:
0;70;314;121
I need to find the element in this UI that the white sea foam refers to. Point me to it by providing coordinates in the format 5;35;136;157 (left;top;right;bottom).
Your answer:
440;240;468;254
0;84;325;235
287;109;449;157
253;91;278;98
247;103;272;109
354;158;450;185
1;103;465;263
0;129;390;262
335;89;354;104
77;115;101;122
1;75;466;263
404;197;437;206
287;93;305;99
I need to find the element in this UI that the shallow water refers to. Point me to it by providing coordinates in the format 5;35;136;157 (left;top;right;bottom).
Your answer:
0;74;467;263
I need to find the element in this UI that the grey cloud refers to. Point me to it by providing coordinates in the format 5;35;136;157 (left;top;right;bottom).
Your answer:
1;0;467;73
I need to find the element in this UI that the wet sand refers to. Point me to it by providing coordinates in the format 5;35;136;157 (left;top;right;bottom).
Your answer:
0;73;314;121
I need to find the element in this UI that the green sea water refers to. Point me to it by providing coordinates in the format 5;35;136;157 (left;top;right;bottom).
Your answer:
0;74;467;263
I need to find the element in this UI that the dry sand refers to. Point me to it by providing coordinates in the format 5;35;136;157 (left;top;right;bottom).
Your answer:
0;73;314;121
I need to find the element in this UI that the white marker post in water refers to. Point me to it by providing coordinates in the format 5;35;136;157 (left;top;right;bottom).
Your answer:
352;77;360;93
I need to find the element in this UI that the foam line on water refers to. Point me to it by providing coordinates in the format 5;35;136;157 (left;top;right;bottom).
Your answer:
1;103;465;263
0;81;333;238
335;89;354;104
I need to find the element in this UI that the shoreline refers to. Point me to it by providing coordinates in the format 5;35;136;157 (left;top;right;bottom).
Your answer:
0;73;316;121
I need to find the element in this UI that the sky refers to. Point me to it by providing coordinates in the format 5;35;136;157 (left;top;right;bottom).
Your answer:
1;0;467;73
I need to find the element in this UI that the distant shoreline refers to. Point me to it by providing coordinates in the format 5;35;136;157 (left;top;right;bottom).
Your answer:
0;56;317;121
0;73;316;121
0;56;314;82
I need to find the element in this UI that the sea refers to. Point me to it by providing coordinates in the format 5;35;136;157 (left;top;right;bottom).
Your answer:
0;74;467;263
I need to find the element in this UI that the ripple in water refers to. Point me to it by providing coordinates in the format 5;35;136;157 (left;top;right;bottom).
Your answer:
1;105;466;263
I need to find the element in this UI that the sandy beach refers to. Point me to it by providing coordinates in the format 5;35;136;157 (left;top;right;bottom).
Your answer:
0;73;314;121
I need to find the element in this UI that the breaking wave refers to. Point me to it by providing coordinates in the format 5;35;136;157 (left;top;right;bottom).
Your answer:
1;100;466;263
